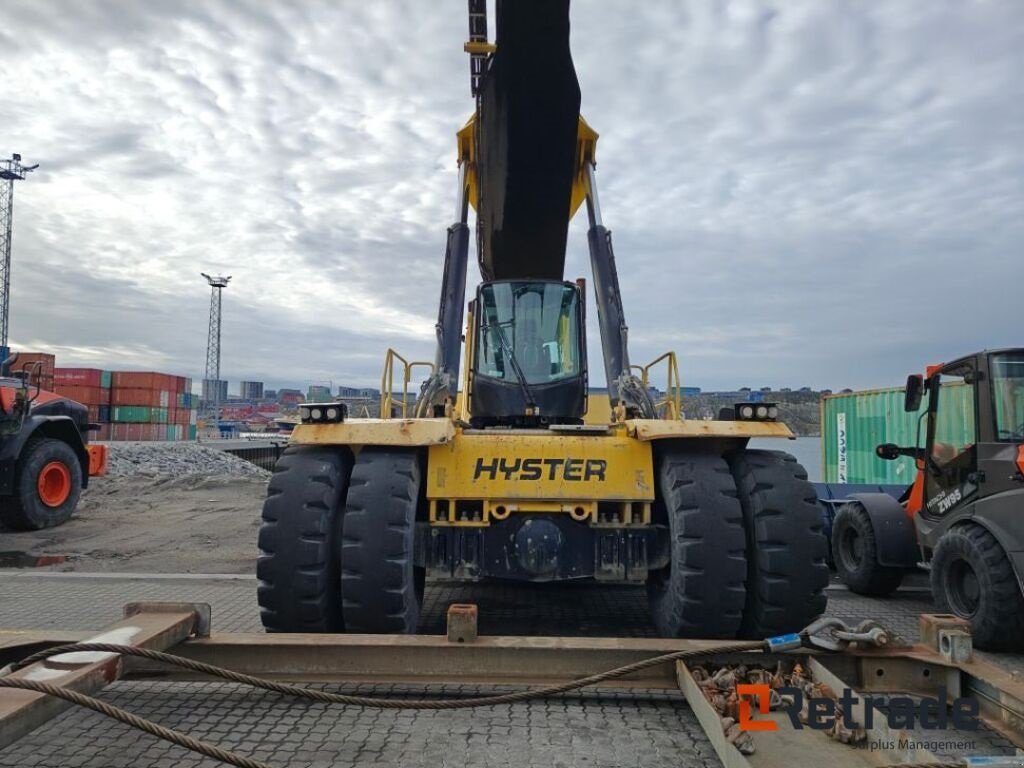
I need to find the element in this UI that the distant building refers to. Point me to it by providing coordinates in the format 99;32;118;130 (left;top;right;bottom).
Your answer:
760;387;772;393
202;379;228;403
264;389;278;401
240;380;264;400
307;385;332;403
679;386;701;396
337;385;379;398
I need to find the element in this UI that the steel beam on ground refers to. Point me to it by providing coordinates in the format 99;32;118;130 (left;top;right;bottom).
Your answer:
0;604;203;749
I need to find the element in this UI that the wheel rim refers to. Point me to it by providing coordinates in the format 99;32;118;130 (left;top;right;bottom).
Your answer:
945;558;980;618
37;461;72;507
838;525;864;572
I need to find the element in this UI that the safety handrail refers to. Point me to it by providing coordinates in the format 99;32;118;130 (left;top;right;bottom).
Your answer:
380;349;435;419
630;351;682;421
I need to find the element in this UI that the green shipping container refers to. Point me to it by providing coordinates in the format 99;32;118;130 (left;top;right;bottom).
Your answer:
188;425;197;440
112;406;152;423
100;370;112;388
822;384;974;484
153;407;168;424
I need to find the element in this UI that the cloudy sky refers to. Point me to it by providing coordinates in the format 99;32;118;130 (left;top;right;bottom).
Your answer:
2;1;1021;395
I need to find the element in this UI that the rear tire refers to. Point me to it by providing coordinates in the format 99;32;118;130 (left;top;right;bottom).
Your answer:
257;446;353;633
0;437;82;531
931;524;1024;652
341;448;423;634
728;450;829;637
647;451;747;638
832;502;904;596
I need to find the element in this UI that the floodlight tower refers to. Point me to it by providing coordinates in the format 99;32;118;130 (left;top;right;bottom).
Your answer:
201;272;232;433
0;154;38;352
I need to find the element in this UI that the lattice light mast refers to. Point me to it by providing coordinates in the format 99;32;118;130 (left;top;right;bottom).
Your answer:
0;154;38;352
201;273;231;432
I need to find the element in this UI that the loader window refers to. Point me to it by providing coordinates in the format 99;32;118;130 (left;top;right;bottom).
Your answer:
477;282;581;384
991;352;1024;441
930;372;976;467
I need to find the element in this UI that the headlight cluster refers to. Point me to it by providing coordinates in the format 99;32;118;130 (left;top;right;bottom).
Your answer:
734;402;779;421
300;402;348;424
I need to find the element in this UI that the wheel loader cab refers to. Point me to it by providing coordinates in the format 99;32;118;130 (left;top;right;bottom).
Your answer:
469;280;586;428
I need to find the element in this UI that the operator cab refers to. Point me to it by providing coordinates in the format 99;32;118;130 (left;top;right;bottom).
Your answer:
469;279;586;428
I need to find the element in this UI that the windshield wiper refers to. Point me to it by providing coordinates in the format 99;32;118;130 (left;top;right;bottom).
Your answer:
483;322;537;413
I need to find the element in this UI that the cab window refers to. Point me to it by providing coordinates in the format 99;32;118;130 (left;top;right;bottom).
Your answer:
991;352;1024;441
930;367;976;467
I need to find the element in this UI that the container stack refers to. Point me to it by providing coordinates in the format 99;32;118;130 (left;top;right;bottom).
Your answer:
109;372;197;441
10;352;55;391
54;368;112;425
52;368;198;441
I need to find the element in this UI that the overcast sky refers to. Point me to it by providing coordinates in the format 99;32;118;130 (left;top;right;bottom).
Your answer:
2;1;1021;395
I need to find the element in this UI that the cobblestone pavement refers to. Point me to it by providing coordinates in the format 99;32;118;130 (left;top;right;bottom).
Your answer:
1;572;1022;767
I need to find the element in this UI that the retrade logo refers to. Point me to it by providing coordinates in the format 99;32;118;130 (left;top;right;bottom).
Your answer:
737;684;978;732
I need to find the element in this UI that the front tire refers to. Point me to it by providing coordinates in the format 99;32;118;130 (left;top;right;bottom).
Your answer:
0;437;83;531
341;448;423;634
931;524;1024;652
647;451;747;638
257;446;353;633
728;450;829;637
832;502;904;596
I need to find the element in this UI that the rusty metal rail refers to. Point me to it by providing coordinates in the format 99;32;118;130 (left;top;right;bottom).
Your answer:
2;605;1023;768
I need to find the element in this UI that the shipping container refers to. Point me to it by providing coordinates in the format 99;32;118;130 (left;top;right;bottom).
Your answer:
99;405;110;423
53;384;110;406
111;371;161;389
822;384;974;484
112;406;154;423
111;388;162;407
188;425;197;440
54;368;112;388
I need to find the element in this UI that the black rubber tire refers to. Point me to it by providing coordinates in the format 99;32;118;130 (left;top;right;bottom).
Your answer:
341;448;423;634
931;524;1024;652
647;451;747;639
0;437;82;531
728;450;829;637
257;446;353;633
832;502;904;596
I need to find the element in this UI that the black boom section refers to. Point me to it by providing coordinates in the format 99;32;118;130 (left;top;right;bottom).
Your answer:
476;0;580;281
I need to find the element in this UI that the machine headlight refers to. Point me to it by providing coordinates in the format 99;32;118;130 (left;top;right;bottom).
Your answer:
740;405;754;419
311;408;323;420
767;405;778;419
756;406;768;419
326;407;339;421
300;406;312;422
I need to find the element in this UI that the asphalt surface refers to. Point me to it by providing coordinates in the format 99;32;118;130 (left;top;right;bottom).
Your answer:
0;573;1021;768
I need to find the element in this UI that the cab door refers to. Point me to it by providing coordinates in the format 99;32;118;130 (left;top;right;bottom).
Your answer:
922;358;979;520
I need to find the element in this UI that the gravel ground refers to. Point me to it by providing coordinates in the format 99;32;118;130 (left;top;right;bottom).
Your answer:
102;441;270;479
0;442;268;573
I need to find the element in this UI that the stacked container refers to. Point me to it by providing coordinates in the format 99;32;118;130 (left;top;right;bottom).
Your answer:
10;352;55;390
54;368;112;426
109;372;196;441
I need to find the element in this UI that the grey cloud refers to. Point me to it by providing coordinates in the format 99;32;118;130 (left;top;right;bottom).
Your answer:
1;0;1021;394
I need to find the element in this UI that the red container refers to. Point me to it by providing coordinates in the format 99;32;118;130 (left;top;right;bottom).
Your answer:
55;368;104;387
111;388;162;407
95;424;111;441
54;384;109;406
111;371;160;390
13;352;55;377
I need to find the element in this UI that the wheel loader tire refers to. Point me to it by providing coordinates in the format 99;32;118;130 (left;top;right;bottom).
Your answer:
931;524;1024;652
728;450;829;637
341;448;423;634
647;451;747;639
832;502;904;596
0;437;82;531
257;446;353;633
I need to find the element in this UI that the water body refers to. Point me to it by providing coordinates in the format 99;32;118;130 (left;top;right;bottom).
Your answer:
748;435;823;482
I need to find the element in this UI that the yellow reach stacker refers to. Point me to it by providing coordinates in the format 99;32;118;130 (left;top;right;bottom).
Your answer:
257;0;828;640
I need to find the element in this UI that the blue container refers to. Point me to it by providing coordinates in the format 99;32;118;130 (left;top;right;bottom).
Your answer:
99;405;111;423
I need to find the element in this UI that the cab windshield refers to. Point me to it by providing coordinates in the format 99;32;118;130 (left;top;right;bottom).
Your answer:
991;352;1024;441
477;282;581;384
